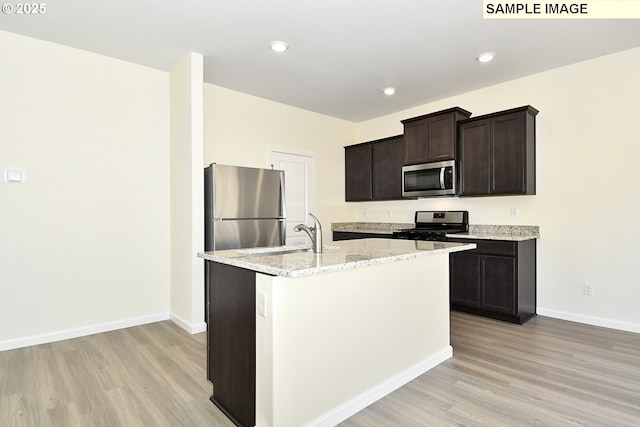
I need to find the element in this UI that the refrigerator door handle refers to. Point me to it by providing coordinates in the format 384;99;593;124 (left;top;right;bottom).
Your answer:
280;173;287;220
280;172;287;243
280;217;286;244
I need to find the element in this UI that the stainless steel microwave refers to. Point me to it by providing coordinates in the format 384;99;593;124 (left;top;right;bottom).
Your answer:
402;160;456;197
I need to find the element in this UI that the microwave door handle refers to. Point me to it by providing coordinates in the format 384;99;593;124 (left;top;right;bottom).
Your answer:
439;167;445;190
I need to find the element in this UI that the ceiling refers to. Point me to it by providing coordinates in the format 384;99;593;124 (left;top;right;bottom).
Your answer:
1;0;638;122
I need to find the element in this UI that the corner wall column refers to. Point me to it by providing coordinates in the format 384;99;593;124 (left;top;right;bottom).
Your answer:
169;52;205;332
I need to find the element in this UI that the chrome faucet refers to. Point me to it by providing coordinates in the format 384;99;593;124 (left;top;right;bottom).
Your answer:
294;213;323;253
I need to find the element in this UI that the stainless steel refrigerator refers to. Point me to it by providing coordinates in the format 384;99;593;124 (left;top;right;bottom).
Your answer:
204;163;286;251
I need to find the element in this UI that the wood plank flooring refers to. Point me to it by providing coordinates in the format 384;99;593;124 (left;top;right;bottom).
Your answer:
1;312;639;426
0;321;234;427
340;312;640;427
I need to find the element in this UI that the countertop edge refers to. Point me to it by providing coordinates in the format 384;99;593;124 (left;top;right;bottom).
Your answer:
446;232;540;242
331;222;411;234
332;222;540;241
198;241;475;278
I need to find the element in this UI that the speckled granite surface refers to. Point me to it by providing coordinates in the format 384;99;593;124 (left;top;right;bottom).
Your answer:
198;238;475;278
332;222;539;241
331;222;412;234
450;225;540;241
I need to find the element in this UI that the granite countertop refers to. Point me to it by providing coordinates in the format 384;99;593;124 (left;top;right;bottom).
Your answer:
332;222;540;241
448;225;540;241
331;222;412;234
198;238;475;278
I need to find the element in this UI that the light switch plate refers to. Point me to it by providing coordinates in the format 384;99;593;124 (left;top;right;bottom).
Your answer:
5;169;25;183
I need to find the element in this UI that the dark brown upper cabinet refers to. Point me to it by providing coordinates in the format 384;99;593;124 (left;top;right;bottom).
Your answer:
458;106;538;196
345;142;372;201
402;107;472;165
345;135;404;201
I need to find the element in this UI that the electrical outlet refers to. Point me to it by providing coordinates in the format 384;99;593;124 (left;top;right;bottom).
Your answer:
510;207;519;218
583;283;593;296
387;209;392;217
258;292;267;317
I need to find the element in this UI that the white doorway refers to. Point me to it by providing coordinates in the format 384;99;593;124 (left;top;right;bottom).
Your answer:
270;150;316;245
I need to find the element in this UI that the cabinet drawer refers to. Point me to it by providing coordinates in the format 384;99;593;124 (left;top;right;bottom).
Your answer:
450;239;516;256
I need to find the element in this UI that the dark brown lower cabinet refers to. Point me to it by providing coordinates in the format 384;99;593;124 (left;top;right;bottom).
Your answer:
206;261;256;427
449;238;536;324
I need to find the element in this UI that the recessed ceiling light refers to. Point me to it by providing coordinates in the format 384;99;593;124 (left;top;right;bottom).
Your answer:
383;87;396;95
270;41;289;53
477;52;496;63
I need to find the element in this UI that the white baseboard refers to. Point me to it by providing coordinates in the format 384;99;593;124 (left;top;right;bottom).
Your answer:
537;307;640;334
170;312;207;334
303;345;453;427
0;312;170;352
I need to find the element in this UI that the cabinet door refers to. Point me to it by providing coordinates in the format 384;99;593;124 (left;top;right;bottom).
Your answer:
404;108;471;165
459;106;537;197
372;136;403;199
481;255;516;314
403;120;427;165
459;120;491;195
427;114;456;162
345;144;372;201
491;112;526;194
450;253;480;307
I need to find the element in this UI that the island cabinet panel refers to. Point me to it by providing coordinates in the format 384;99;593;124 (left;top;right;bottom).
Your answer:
206;262;256;427
402;107;472;165
448;238;536;324
458;105;538;196
345;134;403;201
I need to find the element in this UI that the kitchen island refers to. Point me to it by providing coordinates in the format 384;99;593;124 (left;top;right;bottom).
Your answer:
198;238;475;427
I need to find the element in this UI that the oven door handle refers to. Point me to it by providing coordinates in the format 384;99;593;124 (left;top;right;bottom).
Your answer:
439;167;445;190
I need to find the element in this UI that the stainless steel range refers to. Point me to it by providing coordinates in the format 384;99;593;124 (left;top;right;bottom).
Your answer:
393;211;469;241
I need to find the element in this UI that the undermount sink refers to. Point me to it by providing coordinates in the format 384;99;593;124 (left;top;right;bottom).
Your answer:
239;245;339;256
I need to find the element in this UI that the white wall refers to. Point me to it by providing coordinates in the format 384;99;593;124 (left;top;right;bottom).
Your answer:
351;47;640;332
0;31;171;349
203;84;356;242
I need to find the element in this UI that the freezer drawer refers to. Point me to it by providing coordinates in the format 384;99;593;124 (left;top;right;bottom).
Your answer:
213;219;285;251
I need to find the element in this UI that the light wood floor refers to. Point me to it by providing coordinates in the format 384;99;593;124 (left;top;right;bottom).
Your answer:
340;312;640;427
0;321;234;427
1;312;639;426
